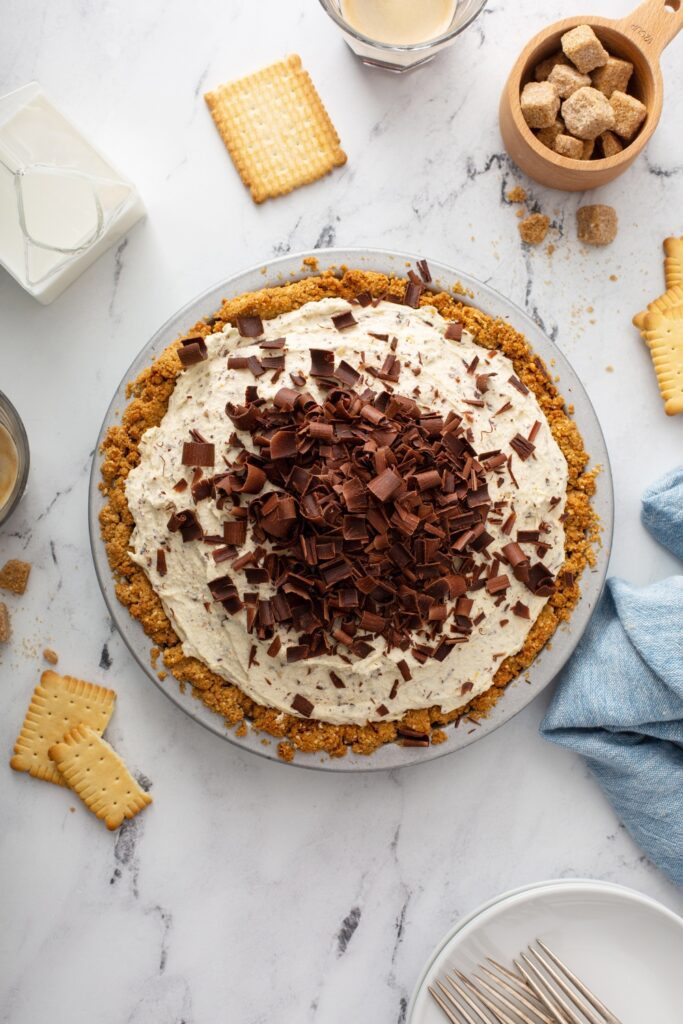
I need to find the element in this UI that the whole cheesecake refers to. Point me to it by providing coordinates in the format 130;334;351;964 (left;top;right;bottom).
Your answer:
100;266;597;759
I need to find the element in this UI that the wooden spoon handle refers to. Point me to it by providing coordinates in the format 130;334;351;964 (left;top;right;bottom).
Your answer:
616;0;683;60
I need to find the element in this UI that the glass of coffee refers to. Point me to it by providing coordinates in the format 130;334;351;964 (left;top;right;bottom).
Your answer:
0;392;30;526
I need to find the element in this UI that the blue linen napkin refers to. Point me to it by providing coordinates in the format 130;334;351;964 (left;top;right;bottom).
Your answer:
541;466;683;886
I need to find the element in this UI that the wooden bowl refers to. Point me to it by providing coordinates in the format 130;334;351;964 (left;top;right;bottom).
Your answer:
499;0;683;191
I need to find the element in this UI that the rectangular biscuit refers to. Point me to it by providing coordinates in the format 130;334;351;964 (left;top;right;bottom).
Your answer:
642;308;683;415
11;670;116;786
664;235;683;290
49;724;152;830
205;54;346;203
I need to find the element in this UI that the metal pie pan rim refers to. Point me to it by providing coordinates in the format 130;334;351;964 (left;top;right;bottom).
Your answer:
88;246;614;773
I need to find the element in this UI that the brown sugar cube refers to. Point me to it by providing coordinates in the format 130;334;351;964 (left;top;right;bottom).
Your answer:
591;56;633;97
547;64;591;99
555;134;585;159
519;213;550;246
535;118;564;149
561;25;609;74
600;130;623;158
577;205;618;246
0;559;31;595
610;90;647;140
520;82;560;129
562;87;615;140
582;139;595;159
534;51;570;81
0;602;10;643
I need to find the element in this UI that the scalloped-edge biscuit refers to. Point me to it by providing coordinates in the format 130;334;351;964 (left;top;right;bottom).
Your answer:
642;307;683;416
49;724;152;830
205;54;346;204
10;670;116;786
664;235;683;290
633;284;683;332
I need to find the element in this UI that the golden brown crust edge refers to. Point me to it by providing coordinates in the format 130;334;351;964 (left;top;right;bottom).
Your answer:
99;267;599;760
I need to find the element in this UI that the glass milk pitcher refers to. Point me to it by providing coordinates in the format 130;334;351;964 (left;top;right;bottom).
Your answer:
0;82;144;304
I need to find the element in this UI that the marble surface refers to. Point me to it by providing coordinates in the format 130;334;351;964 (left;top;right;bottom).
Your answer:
1;1;682;1021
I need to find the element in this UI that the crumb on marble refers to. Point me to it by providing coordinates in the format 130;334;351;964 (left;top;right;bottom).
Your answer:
0;559;31;595
519;214;550;245
43;648;59;665
506;185;528;203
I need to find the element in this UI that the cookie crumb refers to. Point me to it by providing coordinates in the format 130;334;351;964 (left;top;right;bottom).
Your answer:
546;243;556;256
0;602;10;643
431;728;448;745
605;365;614;372
519;213;550;245
43;648;59;665
235;721;248;737
507;185;528;203
609;274;618;281
0;559;31;595
577;204;618;245
278;741;295;762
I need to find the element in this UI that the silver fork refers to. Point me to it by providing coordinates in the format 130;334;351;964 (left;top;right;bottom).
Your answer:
429;939;623;1024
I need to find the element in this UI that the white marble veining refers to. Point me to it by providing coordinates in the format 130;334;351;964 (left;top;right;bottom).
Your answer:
1;2;682;1022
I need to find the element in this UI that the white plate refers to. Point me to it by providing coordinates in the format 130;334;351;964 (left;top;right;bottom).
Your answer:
408;879;683;1024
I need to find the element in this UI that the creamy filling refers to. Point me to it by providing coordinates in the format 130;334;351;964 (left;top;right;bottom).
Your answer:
126;298;568;725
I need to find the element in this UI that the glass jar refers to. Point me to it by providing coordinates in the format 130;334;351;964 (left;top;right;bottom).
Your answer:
0;392;30;526
318;0;487;72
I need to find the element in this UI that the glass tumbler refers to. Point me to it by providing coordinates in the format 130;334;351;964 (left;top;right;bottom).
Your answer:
318;0;488;71
0;392;30;527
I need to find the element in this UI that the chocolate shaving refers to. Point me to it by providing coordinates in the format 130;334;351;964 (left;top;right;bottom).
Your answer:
444;323;463;341
167;509;203;542
291;693;314;717
510;434;535;461
310;348;335;377
182;441;215;466
223;521;247;546
156;549;167;576
227;355;249;369
236;315;264;338
416;259;432;283
178;335;207;367
331;311;357;332
403;279;423;309
508;375;529;395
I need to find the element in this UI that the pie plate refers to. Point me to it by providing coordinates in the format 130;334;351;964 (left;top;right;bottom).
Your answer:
88;248;613;771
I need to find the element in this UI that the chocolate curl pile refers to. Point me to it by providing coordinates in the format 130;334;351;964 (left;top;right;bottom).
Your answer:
180;349;557;664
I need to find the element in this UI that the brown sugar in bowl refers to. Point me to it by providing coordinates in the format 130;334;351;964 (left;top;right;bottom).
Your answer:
499;0;683;191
